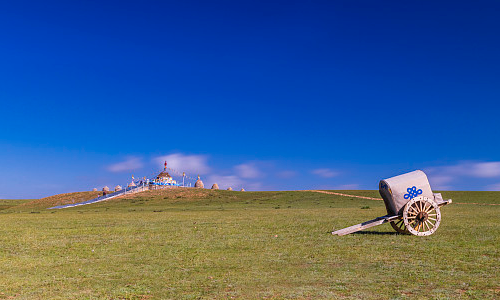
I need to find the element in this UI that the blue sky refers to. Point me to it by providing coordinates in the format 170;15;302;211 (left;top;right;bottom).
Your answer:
1;1;499;198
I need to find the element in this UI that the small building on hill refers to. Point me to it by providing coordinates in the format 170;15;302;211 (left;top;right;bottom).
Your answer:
195;176;204;188
155;171;177;185
148;167;179;189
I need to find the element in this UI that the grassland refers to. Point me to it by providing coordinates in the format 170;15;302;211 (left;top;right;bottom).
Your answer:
0;189;498;299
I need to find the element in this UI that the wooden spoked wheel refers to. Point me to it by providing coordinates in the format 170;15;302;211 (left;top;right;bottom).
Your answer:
403;196;441;236
390;218;410;234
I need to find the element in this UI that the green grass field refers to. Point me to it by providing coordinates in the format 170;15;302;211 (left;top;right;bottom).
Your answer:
0;189;498;299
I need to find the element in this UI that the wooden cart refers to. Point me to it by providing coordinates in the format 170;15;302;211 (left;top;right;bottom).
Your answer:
332;170;452;236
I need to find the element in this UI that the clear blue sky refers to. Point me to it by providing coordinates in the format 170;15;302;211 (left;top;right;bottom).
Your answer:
1;0;499;198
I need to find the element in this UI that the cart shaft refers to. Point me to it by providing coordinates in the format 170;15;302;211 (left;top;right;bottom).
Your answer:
332;215;399;236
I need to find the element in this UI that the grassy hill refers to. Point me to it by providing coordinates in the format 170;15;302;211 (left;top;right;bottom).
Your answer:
0;199;33;210
14;191;106;210
0;189;499;299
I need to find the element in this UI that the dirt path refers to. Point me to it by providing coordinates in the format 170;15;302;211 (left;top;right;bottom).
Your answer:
307;190;500;206
307;190;382;201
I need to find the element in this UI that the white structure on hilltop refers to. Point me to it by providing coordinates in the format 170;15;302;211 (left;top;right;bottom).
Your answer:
195;175;204;188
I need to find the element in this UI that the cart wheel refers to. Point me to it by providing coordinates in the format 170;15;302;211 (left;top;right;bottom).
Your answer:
403;196;441;236
390;218;410;234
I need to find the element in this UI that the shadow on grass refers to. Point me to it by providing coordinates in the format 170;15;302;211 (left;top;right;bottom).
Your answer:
351;231;400;235
329;231;401;236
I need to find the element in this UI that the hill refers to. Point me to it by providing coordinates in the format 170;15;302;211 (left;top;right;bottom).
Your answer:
14;191;105;210
0;199;33;210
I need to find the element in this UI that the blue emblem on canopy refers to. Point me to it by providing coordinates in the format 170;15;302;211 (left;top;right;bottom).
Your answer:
404;186;422;199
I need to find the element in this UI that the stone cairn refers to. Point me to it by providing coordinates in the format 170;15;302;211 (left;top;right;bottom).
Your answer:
240;188;245;192
102;186;110;192
128;181;136;188
115;185;122;192
195;175;204;188
211;183;219;190
227;187;233;191
92;188;97;192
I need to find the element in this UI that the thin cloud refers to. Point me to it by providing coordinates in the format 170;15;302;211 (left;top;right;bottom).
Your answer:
107;157;144;172
426;161;500;190
206;175;245;190
155;153;210;175
486;183;500;191
335;184;360;190
427;175;454;190
276;170;297;178
235;163;262;179
245;182;263;191
311;168;338;178
427;161;500;179
469;162;500;178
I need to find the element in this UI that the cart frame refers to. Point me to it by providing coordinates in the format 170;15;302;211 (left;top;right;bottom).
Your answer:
332;170;452;236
